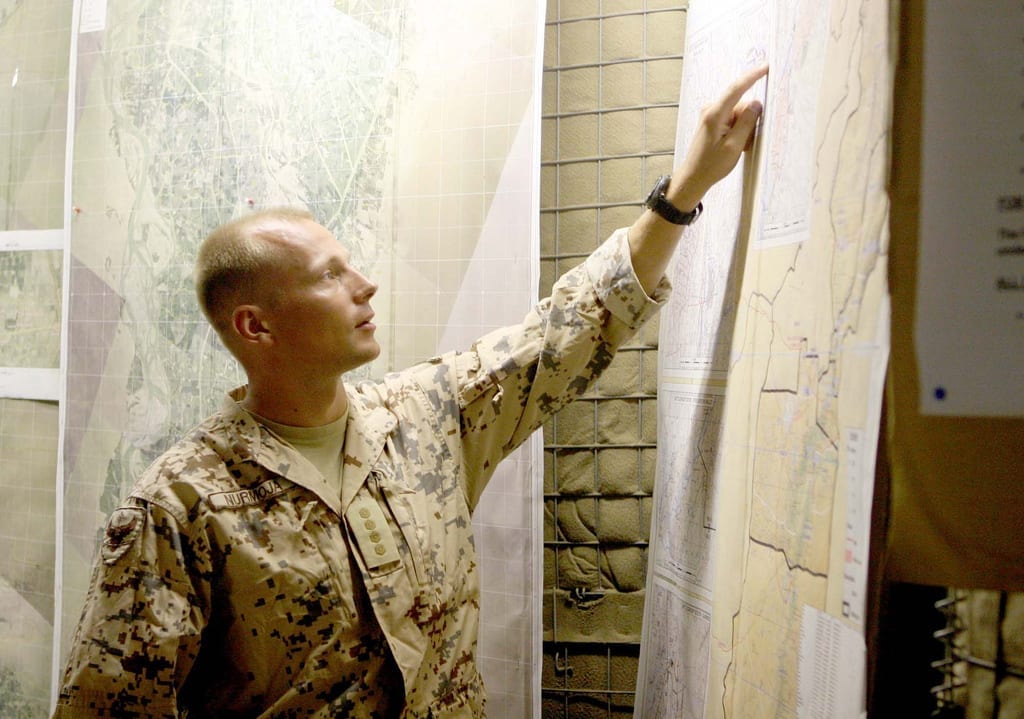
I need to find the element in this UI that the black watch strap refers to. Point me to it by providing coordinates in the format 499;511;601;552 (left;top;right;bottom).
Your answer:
644;174;703;225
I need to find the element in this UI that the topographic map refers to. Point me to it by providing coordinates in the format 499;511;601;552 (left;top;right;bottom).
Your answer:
0;250;61;369
58;0;542;715
61;0;402;601
0;0;541;713
639;0;892;717
0;0;70;715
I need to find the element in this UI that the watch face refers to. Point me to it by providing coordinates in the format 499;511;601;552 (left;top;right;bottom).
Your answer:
646;175;671;206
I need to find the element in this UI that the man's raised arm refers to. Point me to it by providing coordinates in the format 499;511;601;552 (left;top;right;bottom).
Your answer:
628;64;768;294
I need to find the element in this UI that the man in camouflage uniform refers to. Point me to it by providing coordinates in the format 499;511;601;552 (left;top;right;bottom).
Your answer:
53;66;766;718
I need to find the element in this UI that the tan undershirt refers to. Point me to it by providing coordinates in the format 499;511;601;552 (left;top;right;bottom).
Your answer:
252;410;347;496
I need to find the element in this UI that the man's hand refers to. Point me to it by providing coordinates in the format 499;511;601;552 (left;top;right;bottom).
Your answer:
668;63;768;212
628;64;768;294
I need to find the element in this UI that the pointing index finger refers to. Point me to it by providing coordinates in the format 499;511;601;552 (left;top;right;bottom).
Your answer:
714;63;769;114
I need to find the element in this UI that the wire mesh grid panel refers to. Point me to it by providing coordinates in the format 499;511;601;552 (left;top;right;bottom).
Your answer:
542;643;641;719
540;1;689;716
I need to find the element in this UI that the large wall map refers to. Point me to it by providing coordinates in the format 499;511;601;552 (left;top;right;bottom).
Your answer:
0;0;71;716
638;0;892;717
59;0;543;715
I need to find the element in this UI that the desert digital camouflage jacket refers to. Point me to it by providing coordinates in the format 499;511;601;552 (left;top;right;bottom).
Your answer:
53;229;669;719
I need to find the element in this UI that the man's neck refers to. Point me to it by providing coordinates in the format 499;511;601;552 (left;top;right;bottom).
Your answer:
240;377;349;427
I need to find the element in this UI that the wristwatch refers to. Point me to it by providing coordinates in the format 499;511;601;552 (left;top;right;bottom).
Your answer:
644;174;703;225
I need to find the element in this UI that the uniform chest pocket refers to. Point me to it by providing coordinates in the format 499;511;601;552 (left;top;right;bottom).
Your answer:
362;469;429;587
216;498;358;636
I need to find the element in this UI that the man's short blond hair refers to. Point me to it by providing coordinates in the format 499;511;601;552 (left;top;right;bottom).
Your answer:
195;206;315;332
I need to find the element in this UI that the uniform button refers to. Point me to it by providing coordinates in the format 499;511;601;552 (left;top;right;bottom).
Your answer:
369;531;381;543
364;520;376;530
375;545;386;556
359;508;371;519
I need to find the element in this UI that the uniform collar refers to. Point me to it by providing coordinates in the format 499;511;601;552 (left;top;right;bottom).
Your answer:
219;386;396;515
340;386;397;510
218;388;344;514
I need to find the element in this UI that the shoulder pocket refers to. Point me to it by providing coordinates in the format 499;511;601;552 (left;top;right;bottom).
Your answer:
101;506;146;565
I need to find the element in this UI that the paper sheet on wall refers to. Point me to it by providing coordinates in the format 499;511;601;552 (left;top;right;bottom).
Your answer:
797;605;865;719
79;0;108;33
638;0;893;716
884;0;1024;592
636;3;767;715
915;0;1024;416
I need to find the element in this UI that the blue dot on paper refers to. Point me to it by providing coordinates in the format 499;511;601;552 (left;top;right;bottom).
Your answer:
933;386;946;401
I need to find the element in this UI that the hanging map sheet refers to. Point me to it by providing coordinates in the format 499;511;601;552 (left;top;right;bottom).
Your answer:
638;0;892;716
59;1;543;714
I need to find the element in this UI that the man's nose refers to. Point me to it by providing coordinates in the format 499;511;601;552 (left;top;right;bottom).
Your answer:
353;271;378;302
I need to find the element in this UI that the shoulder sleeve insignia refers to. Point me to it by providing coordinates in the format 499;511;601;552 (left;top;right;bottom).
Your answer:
101;506;145;565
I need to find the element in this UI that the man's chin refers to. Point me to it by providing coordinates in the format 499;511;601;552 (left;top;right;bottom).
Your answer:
344;343;381;372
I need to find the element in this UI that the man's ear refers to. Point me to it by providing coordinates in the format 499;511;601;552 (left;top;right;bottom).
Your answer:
231;305;272;344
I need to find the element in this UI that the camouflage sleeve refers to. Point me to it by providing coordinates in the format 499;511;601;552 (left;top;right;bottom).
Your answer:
455;228;670;506
53;498;210;718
